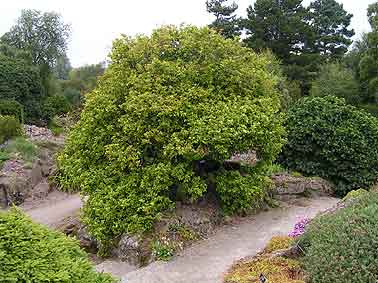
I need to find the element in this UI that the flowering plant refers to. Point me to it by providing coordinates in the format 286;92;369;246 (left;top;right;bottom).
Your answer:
288;218;310;237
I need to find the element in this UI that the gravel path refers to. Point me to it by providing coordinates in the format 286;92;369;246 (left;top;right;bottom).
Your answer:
119;197;339;283
23;191;82;227
20;192;339;283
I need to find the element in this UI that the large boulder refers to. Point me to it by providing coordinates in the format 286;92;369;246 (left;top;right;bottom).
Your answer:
0;158;50;208
272;173;334;199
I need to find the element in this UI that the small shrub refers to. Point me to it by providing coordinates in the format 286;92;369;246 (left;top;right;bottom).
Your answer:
342;188;369;201
0;208;116;283
280;96;378;196
224;256;305;283
43;95;72;121
288;218;310;238
0;115;22;144
4;137;39;163
300;192;378;282
0;151;10;168
151;237;176;261
48;116;65;136
0;99;24;123
215;170;270;214
264;236;294;253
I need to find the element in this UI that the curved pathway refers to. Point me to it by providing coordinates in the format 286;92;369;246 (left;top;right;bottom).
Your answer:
120;197;339;283
22;191;82;227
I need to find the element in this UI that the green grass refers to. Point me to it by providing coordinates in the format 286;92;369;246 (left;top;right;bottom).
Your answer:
3;137;39;163
0;150;10;168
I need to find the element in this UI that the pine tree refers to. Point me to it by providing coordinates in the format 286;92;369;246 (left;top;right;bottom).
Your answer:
206;0;241;39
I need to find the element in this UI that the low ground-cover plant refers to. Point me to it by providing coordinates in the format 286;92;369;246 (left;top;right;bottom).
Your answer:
280;96;378;196
299;192;378;282
58;25;286;250
225;236;304;283
0;115;22;144
0;208;116;283
3;137;39;163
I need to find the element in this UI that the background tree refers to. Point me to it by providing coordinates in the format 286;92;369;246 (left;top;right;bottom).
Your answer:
243;0;315;93
310;63;360;104
54;55;72;80
359;2;378;103
206;0;241;38
309;0;355;60
0;54;45;123
1;9;71;94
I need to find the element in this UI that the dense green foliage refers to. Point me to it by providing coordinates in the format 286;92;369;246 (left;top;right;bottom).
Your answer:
242;0;354;94
1;9;71;96
0;208;115;283
1;9;70;69
0;99;24;123
43;95;72;119
0;115;22;144
58;26;285;249
0;54;45;123
300;192;378;282
206;0;241;39
280;96;378;195
310;63;360;104
309;0;354;60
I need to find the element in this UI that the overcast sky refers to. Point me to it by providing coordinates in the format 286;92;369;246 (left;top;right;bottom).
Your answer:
0;0;376;67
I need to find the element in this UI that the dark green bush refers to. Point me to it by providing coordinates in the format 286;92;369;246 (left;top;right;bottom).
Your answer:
0;99;24;123
0;208;116;283
0;54;45;123
43;95;72;120
280;96;378;195
300;192;378;282
58;26;285;249
0;115;22;144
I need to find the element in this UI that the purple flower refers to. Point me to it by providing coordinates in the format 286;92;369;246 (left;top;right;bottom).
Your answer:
288;218;310;237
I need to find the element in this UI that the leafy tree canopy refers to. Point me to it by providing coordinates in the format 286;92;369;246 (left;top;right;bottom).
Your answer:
2;9;70;69
58;26;286;249
0;53;45;123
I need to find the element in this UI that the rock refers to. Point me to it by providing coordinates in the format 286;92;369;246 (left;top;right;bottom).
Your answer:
23;125;54;141
31;181;51;199
272;173;333;198
112;234;144;266
57;216;98;253
0;174;32;207
0;157;54;208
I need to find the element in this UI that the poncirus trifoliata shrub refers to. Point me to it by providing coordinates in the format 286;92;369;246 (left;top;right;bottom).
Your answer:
57;25;286;250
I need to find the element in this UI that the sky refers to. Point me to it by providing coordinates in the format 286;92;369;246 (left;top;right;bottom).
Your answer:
0;0;376;67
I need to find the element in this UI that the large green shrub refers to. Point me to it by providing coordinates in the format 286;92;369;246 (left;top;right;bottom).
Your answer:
0;209;115;283
300;192;378;282
280;96;378;195
0;54;45;123
0;99;24;123
0;115;22;144
58;26;285;248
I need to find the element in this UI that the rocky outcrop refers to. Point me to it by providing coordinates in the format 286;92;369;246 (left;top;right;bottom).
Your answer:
57;216;98;253
272;173;334;199
0;150;56;208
